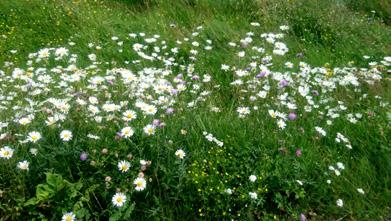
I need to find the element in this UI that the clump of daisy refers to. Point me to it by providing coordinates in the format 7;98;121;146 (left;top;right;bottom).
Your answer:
112;192;127;207
175;149;186;159
133;177;147;191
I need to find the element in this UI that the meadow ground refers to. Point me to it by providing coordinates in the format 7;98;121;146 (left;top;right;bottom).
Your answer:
0;0;390;220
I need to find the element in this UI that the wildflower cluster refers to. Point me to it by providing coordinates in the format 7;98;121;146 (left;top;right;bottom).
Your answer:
0;21;389;220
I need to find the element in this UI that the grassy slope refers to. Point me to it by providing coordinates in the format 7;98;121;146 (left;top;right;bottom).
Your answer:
0;0;390;220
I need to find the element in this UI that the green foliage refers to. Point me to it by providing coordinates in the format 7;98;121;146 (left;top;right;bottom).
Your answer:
25;172;82;206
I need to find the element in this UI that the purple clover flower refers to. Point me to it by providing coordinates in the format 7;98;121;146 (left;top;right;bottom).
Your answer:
166;107;174;114
191;75;200;81
153;119;161;126
80;152;88;161
279;79;288;88
296;149;302;157
300;213;306;221
176;74;183;79
288;112;297;121
256;70;268;78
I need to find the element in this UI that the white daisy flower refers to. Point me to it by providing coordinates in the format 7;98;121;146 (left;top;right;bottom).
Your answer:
277;119;286;129
249;175;257;182
27;131;42;143
249;192;258;199
0;146;14;159
143;124;156;136
120;127;134;138
237;107;250;117
268;110;277;118
18;117;31;125
30;148;38;156
133;177;147;191
60;130;73;142
175;149;186;159
122;110;137;122
17;160;29;170
357;188;365;194
336;199;344;207
336;162;345;170
315;126;326;136
112;192;127;207
118;160;131;173
61;212;76;221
